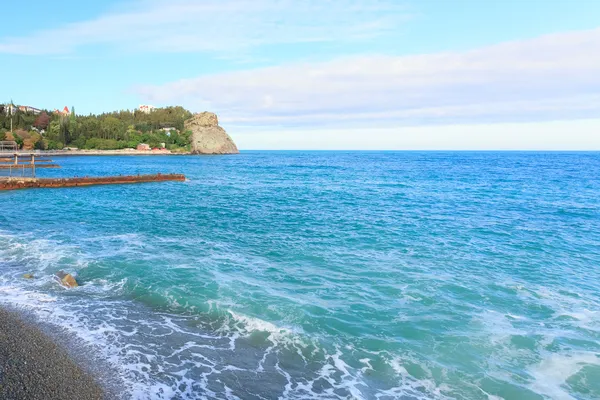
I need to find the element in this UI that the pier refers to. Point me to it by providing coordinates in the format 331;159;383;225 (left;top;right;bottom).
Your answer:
0;153;60;177
0;174;186;191
1;143;186;190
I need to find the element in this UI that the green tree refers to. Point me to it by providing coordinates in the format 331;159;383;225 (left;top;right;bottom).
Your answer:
1;105;195;150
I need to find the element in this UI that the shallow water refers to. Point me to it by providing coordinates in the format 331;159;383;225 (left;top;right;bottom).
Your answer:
1;152;599;399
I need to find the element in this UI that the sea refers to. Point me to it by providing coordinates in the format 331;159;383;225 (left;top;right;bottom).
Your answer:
0;152;599;400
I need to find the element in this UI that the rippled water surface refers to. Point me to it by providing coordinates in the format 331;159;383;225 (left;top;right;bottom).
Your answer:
1;152;599;399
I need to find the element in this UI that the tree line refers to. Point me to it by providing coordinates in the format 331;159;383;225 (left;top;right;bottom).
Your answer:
0;104;194;151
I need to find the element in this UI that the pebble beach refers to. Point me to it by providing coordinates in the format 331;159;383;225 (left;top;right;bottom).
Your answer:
0;307;105;400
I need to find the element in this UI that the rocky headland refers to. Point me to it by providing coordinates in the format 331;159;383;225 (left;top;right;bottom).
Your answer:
184;112;239;155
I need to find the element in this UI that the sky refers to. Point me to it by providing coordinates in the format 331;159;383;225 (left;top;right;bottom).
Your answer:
1;0;599;150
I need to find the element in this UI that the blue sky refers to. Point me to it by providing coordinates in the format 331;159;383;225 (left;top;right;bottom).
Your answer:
1;0;599;149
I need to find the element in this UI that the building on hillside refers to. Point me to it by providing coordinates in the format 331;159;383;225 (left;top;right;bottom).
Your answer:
137;143;151;151
160;127;177;137
54;106;70;116
2;104;43;115
18;105;42;115
1;104;17;115
139;105;155;114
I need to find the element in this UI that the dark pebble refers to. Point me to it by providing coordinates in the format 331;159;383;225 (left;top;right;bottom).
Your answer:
0;308;105;400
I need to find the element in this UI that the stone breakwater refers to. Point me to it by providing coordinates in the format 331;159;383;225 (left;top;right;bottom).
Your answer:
0;174;186;191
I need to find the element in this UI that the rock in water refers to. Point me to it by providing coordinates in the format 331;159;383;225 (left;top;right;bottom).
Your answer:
55;271;79;288
184;112;239;155
23;273;34;279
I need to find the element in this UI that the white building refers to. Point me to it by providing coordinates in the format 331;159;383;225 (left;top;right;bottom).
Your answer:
2;104;42;115
1;104;16;115
139;105;156;114
18;105;42;115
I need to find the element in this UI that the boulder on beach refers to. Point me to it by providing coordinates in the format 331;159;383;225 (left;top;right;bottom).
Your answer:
184;112;239;155
55;271;78;288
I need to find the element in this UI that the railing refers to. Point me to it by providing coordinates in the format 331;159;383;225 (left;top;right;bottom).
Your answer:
0;141;18;153
0;164;30;178
0;154;57;178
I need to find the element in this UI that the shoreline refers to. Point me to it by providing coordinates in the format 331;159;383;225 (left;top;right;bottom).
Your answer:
0;306;108;400
16;149;190;156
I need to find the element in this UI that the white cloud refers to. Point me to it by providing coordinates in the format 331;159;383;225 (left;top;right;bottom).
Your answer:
4;0;599;148
134;28;600;127
0;0;408;55
233;119;600;150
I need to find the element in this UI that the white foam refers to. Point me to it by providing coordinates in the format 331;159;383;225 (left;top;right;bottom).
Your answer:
382;355;452;400
10;224;600;399
359;358;373;373
225;310;297;342
0;230;89;274
477;309;526;346
0;277;460;400
0;286;57;305
389;356;410;377
474;283;600;399
528;352;600;400
0;279;197;399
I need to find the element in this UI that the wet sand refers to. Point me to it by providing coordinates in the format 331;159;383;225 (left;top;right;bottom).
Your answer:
0;308;105;400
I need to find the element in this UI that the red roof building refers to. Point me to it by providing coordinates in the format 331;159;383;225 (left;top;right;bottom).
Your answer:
54;106;70;116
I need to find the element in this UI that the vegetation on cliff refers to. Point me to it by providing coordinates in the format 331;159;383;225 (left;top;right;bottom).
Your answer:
0;104;194;151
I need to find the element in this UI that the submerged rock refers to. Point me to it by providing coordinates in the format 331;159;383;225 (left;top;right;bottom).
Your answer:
184;112;239;155
55;271;78;288
23;273;34;279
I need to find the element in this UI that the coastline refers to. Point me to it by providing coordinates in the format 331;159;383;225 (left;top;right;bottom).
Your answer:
15;149;190;156
0;307;106;400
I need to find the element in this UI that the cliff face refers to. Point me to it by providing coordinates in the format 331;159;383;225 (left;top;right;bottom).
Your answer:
184;112;239;155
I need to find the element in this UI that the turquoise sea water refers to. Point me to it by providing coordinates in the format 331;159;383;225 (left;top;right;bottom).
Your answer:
1;152;599;399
